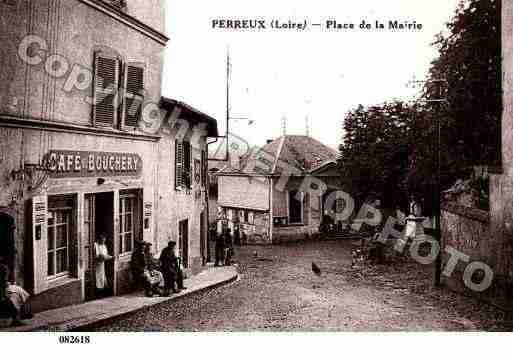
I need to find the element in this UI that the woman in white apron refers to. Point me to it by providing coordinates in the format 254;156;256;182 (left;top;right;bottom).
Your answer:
95;233;113;298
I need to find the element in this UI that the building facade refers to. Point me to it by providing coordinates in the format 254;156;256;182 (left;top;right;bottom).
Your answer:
215;135;342;244
0;0;217;313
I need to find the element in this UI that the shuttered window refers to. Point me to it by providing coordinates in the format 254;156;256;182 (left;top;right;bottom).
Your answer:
122;64;144;128
183;141;191;189
93;53;120;128
175;141;191;190
175;141;184;189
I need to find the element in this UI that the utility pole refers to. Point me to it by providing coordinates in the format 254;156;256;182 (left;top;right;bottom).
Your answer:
407;77;446;287
429;79;445;287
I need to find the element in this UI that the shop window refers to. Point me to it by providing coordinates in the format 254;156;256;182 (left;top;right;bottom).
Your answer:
47;202;73;278
288;190;303;224
175;140;191;190
119;194;136;254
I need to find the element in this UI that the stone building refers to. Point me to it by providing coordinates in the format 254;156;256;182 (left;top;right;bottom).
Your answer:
215;135;342;244
440;0;511;309
0;0;217;312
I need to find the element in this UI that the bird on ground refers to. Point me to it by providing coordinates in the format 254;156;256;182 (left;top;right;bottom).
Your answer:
311;262;321;276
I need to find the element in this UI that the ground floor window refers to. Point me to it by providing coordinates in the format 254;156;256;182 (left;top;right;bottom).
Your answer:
119;194;136;254
47;196;74;278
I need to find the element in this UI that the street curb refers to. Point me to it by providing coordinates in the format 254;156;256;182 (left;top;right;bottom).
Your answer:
2;269;238;332
72;271;239;332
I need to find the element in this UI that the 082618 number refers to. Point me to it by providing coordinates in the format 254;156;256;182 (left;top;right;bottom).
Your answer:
58;335;91;344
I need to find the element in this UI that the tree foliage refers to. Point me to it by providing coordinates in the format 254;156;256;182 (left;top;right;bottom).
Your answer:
338;0;501;212
426;0;501;166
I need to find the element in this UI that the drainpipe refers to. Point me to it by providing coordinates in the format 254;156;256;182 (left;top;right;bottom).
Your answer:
269;176;273;244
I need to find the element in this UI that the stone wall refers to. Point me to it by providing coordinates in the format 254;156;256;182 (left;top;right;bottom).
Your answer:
441;202;513;309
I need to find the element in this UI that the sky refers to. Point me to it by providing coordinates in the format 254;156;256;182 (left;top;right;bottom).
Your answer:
161;0;461;154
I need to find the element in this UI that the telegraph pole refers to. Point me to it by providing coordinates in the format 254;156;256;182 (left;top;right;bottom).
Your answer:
407;77;446;287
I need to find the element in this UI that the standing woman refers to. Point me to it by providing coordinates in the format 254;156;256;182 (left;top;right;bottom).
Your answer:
95;233;113;298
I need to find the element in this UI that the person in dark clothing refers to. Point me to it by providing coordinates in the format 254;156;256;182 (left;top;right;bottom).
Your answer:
223;228;234;266
159;240;186;296
130;241;161;297
214;228;225;267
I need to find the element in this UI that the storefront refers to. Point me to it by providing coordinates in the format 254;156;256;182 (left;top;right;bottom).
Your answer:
0;126;158;313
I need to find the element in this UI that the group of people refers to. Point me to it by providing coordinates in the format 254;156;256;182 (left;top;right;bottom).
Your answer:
130;239;186;297
213;227;234;267
93;234;186;298
0;261;32;327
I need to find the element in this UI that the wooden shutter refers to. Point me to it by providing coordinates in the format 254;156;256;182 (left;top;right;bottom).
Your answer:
175;141;184;189
31;195;48;295
184;141;191;189
122;64;144;128
93;52;120;127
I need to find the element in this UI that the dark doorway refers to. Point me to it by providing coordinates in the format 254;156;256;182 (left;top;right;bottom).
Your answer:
179;219;189;268
288;190;303;224
0;213;15;282
84;192;114;300
200;212;206;265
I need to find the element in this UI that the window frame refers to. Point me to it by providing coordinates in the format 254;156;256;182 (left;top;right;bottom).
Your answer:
47;206;72;279
119;194;136;255
175;140;192;191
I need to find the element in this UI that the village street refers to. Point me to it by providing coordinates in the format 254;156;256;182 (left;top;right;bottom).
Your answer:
91;240;512;331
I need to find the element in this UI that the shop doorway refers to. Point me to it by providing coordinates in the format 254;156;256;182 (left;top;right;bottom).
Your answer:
179;219;189;268
0;212;15;282
84;192;115;301
200;212;206;265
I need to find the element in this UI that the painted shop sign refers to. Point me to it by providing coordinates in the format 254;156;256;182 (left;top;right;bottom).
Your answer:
44;150;142;178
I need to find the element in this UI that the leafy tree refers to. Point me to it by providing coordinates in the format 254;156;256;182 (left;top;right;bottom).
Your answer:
426;0;501;167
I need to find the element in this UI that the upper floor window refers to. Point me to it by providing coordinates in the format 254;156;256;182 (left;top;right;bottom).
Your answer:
92;51;144;130
175;140;191;191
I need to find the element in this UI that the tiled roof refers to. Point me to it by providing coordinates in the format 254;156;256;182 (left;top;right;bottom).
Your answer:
239;135;338;175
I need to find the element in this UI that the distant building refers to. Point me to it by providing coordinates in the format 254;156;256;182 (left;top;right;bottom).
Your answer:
214;135;342;244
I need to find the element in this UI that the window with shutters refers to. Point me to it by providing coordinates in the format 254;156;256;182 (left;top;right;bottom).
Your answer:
121;64;144;128
175;140;192;191
93;53;120;128
92;53;145;130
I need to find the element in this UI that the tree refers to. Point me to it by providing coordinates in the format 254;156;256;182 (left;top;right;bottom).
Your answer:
339;101;425;210
425;0;501;168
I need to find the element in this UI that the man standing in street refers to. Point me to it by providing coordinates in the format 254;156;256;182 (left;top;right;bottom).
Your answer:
159;240;186;296
223;228;234;266
214;226;225;267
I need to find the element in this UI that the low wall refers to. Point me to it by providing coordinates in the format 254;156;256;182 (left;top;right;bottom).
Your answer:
273;224;319;243
441;202;513;309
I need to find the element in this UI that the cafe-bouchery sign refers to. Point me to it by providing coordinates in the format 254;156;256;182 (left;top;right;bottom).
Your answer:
44;150;142;178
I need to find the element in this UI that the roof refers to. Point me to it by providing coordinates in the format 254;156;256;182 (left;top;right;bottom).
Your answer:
160;97;219;137
236;135;338;176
